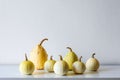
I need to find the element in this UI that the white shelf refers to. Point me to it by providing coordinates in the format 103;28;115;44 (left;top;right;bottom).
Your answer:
0;64;120;79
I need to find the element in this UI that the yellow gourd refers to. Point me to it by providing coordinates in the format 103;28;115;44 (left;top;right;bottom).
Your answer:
19;54;35;75
30;38;48;70
63;47;78;70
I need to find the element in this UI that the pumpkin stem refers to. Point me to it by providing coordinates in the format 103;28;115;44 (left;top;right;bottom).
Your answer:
50;56;53;60
59;55;63;60
66;47;73;52
25;53;28;61
40;38;48;45
92;53;96;58
79;56;82;62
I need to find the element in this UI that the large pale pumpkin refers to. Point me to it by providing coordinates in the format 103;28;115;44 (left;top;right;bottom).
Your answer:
30;38;48;70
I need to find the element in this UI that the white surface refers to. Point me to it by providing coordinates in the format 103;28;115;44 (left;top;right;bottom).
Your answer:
0;64;120;78
0;0;120;64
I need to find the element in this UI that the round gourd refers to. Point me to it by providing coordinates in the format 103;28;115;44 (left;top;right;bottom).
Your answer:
86;53;100;71
44;56;56;72
72;56;86;74
54;55;69;76
19;54;35;75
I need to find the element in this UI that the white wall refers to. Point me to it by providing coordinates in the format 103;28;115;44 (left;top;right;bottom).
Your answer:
0;0;120;64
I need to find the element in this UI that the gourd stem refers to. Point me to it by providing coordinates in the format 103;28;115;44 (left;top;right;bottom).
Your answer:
79;56;82;62
66;47;72;52
50;56;53;60
92;53;95;58
59;55;63;60
25;53;28;61
40;38;48;45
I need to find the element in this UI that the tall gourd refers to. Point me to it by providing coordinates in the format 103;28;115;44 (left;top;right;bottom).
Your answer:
30;38;48;70
63;47;78;70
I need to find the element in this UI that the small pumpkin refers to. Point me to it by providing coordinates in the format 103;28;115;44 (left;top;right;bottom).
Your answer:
72;56;86;74
19;54;35;75
44;56;56;72
86;53;100;71
54;55;69;76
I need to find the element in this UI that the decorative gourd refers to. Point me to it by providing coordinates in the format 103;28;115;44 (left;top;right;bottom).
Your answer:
63;47;78;70
19;54;35;75
30;38;48;70
72;56;86;74
54;55;69;76
44;56;56;72
86;53;100;71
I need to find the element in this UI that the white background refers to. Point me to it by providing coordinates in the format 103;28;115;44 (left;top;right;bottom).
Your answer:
0;0;120;64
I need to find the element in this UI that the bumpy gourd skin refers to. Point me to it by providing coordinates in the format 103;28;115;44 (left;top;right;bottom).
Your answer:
63;47;78;70
19;61;35;75
30;45;48;70
30;38;48;70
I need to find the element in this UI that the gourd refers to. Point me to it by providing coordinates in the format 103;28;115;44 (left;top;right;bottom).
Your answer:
44;56;56;72
30;38;48;70
63;47;78;70
19;54;35;75
72;56;86;74
54;55;69;76
86;53;100;71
